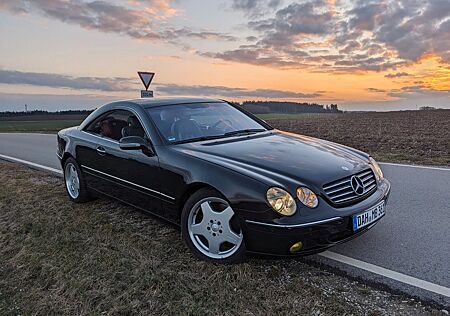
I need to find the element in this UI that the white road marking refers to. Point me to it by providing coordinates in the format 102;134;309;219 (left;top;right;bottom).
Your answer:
1;153;449;298
0;153;62;175
319;251;450;298
380;162;450;171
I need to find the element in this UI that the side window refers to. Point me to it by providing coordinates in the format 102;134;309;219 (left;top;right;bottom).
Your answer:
84;110;146;141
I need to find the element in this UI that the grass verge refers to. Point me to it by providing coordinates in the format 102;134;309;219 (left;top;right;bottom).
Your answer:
0;120;83;133
0;161;444;315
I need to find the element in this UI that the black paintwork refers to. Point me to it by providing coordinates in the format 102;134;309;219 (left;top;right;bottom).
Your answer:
57;97;391;255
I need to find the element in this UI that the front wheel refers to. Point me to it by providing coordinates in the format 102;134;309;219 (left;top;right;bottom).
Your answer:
63;157;91;203
181;188;246;263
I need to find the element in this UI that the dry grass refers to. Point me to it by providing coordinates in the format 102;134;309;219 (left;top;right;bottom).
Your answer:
0;161;444;315
267;110;450;166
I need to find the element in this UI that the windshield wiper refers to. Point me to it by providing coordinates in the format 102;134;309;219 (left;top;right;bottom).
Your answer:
172;129;267;145
172;134;226;144
223;129;266;137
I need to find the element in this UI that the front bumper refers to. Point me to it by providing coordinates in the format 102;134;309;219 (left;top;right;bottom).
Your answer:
241;179;391;256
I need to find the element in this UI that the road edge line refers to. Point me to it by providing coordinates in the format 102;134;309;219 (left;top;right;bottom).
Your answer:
0;153;62;175
320;251;450;298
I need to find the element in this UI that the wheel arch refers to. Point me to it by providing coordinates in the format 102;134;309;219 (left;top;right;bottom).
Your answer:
60;152;75;168
177;182;225;218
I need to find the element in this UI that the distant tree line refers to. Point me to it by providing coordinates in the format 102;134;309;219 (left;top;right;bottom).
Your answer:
240;101;341;114
0;109;94;118
419;106;439;111
0;101;342;117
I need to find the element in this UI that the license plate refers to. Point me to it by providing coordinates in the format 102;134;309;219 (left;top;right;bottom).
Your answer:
352;201;385;231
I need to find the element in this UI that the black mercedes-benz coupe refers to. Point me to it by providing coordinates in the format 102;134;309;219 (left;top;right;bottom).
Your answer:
57;97;390;263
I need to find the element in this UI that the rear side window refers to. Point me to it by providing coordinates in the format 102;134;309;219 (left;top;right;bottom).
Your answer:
84;110;146;141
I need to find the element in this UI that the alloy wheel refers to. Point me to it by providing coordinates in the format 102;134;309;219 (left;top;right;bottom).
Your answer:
187;197;243;259
65;162;80;199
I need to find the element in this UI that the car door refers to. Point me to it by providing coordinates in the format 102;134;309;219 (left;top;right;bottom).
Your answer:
78;109;165;217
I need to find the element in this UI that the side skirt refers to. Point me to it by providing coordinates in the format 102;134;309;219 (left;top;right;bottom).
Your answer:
88;186;181;227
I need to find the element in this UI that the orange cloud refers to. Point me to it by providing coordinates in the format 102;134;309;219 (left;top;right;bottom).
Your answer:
128;0;177;18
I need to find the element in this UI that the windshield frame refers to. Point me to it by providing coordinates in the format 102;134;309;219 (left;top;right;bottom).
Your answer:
145;101;274;145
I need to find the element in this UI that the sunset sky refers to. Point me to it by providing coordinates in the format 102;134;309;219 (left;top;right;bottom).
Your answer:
0;0;449;111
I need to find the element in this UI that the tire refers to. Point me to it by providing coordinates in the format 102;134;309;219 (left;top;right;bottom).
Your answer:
181;188;246;263
63;157;91;203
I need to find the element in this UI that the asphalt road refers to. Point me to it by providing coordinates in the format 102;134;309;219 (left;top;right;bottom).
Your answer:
0;133;449;307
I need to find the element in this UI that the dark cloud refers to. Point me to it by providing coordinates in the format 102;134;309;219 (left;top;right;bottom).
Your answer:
156;83;321;99
0;70;133;91
200;48;300;68
0;69;320;100
387;85;450;99
249;1;335;37
0;0;237;43
348;2;386;31
231;0;282;17
367;88;387;93
384;72;411;78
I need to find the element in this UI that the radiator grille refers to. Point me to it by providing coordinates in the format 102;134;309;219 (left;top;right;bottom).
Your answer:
323;169;377;204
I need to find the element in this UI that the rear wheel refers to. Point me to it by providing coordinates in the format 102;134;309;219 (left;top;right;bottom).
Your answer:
63;157;91;203
181;188;246;263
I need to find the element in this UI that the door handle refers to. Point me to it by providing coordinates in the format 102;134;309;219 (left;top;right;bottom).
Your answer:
96;146;106;155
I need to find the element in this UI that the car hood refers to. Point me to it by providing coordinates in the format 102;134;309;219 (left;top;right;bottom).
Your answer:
174;131;370;189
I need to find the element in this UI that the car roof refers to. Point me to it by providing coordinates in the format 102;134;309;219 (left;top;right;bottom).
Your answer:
108;96;225;109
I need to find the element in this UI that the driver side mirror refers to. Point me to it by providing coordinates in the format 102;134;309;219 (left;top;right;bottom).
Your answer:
119;136;154;156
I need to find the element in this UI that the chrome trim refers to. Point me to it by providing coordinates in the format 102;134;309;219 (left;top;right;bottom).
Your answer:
332;189;355;199
358;170;372;177
326;184;352;195
323;178;349;190
245;216;343;228
334;195;360;203
56;152;63;159
81;165;175;200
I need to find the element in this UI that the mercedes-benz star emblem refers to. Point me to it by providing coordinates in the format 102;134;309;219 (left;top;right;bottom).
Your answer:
350;176;365;195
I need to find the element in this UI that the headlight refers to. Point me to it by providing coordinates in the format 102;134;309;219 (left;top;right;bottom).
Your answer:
266;187;297;216
296;187;318;208
369;157;384;181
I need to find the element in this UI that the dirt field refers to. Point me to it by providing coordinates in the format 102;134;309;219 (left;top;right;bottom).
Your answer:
267;110;450;166
0;161;444;315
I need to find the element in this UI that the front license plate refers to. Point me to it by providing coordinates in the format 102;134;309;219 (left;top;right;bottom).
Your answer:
352;201;385;231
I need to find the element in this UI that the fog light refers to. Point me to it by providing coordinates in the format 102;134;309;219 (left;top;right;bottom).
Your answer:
290;241;303;253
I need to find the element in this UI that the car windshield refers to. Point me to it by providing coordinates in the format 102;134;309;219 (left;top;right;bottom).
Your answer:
147;102;268;144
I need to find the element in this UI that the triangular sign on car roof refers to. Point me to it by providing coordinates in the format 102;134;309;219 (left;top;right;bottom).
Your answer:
138;71;155;91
